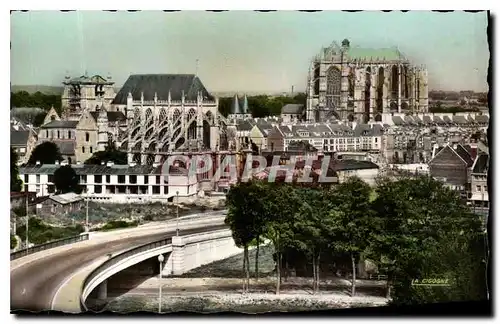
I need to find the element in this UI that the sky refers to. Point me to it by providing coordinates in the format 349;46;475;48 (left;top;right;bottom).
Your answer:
10;11;489;93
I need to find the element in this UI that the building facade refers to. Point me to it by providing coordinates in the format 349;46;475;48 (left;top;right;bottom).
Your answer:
111;74;230;165
306;39;428;123
61;73;116;118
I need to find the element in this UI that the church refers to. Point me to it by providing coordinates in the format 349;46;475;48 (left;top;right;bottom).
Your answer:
306;39;429;123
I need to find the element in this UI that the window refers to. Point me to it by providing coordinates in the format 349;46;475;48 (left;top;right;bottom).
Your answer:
24;174;28;183
129;175;137;184
85;132;90;142
118;175;125;184
484;186;488;192
48;185;55;194
152;186;160;194
48;175;54;183
68;130;71;139
57;130;60;139
81;175;87;183
90;147;93;154
46;130;49;138
144;175;149;184
156;176;161;184
94;175;102;184
36;185;40;194
82;147;85;153
36;174;40;183
106;175;110;183
476;185;481;192
94;185;102;194
164;186;168;194
375;137;378;143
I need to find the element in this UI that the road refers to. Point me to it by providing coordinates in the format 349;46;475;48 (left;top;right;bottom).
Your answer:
10;224;226;312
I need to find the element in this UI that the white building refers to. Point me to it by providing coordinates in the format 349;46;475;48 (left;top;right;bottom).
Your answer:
19;162;198;203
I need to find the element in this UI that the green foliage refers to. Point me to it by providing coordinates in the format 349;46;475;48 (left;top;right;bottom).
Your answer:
12;206;26;217
225;175;487;302
11;148;23;192
85;141;127;165
11;235;17;249
370;175;487;304
98;220;139;231
16;217;84;245
11;91;62;115
54;165;81;194
27;142;63;165
218;94;306;118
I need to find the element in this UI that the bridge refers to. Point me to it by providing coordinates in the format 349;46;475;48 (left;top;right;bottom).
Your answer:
10;211;241;313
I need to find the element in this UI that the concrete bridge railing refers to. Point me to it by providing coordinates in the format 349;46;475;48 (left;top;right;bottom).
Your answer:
80;228;243;311
81;237;174;310
10;233;89;261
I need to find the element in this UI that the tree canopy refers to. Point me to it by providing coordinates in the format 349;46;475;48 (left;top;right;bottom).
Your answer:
218;93;306;118
225;175;488;303
27;142;63;165
10;148;23;192
84;141;127;165
11;91;62;115
54;165;81;194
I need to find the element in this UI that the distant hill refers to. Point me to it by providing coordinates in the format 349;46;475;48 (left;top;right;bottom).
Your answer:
11;85;121;95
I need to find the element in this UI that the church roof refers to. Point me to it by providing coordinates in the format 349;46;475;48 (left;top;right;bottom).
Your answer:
346;47;407;62
112;74;214;105
89;111;127;123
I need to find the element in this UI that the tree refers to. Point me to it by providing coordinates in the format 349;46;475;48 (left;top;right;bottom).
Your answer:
370;175;487;303
54;165;81;194
85;141;127;165
291;187;330;292
262;183;299;294
27;142;63;165
225;181;263;292
11;148;23;192
326;177;374;296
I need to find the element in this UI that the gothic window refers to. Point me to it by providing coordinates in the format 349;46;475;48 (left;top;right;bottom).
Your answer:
348;69;355;98
404;66;409;98
376;67;385;113
326;66;341;109
391;65;399;99
85;132;90;142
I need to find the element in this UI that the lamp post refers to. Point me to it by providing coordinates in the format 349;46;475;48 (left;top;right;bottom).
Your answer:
25;192;29;255
158;254;165;313
85;192;89;232
176;191;179;236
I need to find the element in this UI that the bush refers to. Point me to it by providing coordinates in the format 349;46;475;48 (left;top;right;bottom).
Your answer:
98;220;139;232
15;217;84;245
10;235;17;249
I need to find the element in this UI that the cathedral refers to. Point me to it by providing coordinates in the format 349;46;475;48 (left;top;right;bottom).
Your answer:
306;39;429;123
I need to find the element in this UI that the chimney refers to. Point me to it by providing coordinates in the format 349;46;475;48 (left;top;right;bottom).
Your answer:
106;161;114;167
36;161;41;165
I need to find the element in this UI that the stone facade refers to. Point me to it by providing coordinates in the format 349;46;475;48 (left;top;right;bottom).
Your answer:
306;39;428;123
61;73;116;118
110;74;229;165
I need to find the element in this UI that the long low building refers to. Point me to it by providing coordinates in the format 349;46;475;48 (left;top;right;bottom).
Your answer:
19;162;198;203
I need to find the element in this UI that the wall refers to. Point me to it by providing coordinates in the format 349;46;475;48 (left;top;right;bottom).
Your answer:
163;229;242;276
75;111;98;163
337;168;379;186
